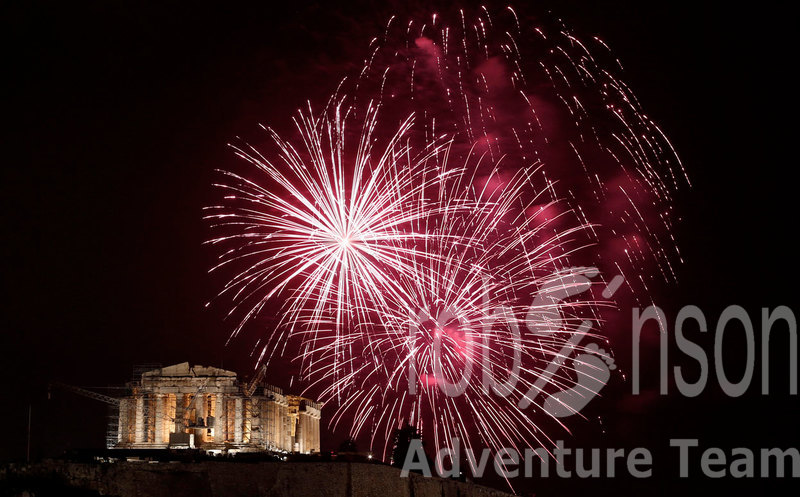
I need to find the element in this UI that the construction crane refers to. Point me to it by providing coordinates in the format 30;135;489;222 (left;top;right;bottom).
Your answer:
48;382;123;448
244;364;268;397
49;381;184;447
48;381;121;406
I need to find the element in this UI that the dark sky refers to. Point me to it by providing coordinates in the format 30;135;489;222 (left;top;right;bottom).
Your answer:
1;1;797;495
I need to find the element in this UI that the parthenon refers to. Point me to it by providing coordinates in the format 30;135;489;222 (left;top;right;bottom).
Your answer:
115;363;321;454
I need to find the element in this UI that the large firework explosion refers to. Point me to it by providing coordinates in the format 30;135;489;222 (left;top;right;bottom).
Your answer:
206;5;687;469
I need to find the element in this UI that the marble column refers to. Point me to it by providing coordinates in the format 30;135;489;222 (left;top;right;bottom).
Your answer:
154;395;164;444
134;396;144;443
214;395;226;443
234;398;243;443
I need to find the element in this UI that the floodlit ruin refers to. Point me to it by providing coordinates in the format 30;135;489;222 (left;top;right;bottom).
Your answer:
113;363;321;454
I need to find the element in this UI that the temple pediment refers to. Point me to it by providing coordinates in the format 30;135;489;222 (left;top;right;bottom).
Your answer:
141;362;237;378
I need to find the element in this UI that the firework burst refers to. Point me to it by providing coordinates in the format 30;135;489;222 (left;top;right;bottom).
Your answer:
305;150;602;466
356;6;689;297
207;5;686;468
206;98;460;367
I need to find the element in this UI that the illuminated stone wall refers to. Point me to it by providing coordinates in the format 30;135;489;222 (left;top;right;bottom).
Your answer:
115;362;321;454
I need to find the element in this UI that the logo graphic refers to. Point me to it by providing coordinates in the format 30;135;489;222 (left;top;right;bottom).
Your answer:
543;343;616;418
409;270;625;418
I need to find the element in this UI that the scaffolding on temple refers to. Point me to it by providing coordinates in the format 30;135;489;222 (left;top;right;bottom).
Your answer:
51;362;321;455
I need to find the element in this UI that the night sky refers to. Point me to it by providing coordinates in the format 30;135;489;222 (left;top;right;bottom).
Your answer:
2;1;797;495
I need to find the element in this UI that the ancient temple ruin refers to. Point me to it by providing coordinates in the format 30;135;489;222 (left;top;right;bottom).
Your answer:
114;363;321;454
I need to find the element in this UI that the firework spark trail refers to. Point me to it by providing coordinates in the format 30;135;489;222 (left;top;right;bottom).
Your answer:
301;148;606;468
206;98;467;378
298;7;686;459
359;7;688;292
208;5;686;471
